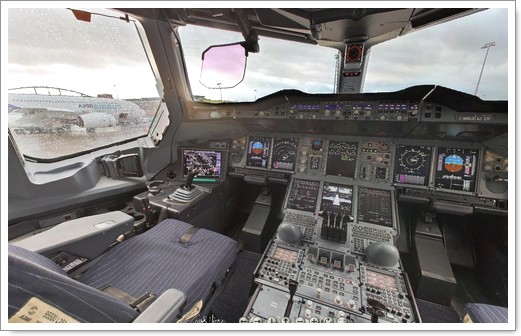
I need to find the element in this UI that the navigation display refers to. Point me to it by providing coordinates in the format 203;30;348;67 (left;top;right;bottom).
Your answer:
435;147;479;192
246;136;271;169
286;179;320;213
394;145;433;186
271;137;299;171
326;141;358;178
357;187;393;227
182;149;222;178
320;182;353;215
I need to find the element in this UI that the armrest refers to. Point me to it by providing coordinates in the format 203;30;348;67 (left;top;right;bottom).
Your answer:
12;211;134;259
133;289;186;323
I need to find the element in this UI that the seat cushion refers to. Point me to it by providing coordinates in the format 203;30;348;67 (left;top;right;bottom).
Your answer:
79;219;238;313
464;303;508;323
8;245;139;323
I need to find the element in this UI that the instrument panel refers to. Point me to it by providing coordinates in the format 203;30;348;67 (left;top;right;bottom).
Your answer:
230;133;504;199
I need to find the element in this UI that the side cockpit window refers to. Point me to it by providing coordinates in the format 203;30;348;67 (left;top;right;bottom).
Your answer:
8;8;161;161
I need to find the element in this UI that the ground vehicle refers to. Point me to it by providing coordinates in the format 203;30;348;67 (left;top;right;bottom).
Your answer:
4;5;512;331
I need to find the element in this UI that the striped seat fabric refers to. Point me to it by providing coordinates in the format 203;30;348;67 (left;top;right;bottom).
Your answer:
464;303;508;323
79;219;239;313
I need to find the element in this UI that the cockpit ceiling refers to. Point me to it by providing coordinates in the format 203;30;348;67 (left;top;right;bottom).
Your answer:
120;8;484;47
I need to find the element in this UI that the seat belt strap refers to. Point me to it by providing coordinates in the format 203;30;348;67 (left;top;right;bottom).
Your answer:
179;226;200;245
99;285;156;313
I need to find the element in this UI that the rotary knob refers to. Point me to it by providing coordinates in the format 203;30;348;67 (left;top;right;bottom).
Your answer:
324;109;331;116
333;296;343;306
352;110;360;117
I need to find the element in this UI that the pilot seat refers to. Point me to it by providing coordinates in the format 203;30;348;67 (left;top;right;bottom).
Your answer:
8;218;238;323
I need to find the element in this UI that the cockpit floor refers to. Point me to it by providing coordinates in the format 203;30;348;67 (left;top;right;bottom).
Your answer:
209;250;261;323
416;299;461;323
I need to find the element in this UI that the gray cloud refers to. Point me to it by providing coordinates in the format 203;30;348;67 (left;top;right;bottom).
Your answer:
364;8;508;100
8;8;147;69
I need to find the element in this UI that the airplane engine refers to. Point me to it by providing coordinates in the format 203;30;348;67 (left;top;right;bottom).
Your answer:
77;113;117;129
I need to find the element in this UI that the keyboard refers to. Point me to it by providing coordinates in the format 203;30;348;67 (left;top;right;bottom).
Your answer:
284;212;319;242
352;224;393;254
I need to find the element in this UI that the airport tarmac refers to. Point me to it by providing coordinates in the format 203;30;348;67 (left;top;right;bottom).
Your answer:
11;125;149;160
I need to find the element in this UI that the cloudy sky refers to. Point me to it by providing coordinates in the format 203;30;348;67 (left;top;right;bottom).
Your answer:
6;6;509;102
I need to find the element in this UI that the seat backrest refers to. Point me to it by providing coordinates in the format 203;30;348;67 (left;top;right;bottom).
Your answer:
8;244;139;323
464;303;508;323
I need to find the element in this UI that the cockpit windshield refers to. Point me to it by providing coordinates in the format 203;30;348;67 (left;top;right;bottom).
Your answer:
178;8;507;103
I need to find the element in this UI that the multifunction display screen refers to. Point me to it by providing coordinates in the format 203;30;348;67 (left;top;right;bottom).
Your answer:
357;187;393;228
182;149;222;178
272;247;299;263
434;147;479;192
366;270;399;292
326;141;358;178
286;179;320;213
320;182;353;216
246;136;271;169
393;145;433;186
271;137;299;171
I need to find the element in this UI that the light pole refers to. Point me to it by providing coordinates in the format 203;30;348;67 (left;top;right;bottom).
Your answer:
113;84;119;99
217;83;222;101
254;89;257;100
474;42;495;96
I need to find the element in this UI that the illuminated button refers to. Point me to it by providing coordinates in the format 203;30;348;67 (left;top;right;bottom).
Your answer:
295;317;306;323
239;317;249;323
251;317;263;323
267;317;278;323
309;317;320;323
281;317;291;323
323;317;334;323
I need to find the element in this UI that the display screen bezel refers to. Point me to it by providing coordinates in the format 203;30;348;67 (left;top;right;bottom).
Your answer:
181;148;223;179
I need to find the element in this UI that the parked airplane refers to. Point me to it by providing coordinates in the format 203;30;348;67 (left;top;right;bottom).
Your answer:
8;86;147;133
5;6;510;330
